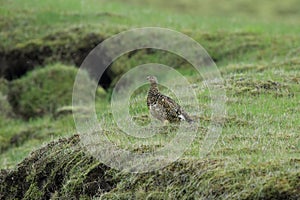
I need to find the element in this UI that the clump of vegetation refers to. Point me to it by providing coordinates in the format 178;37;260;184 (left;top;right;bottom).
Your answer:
7;64;97;119
0;135;117;199
1;27;105;80
0;135;299;199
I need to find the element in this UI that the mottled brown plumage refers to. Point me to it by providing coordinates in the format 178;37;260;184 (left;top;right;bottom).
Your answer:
146;76;193;123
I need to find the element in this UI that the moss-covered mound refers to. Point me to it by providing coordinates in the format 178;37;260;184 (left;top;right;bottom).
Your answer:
7;64;97;119
0;135;117;199
0;135;299;199
1;27;104;81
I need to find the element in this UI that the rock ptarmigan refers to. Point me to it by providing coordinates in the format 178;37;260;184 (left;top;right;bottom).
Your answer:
146;75;193;124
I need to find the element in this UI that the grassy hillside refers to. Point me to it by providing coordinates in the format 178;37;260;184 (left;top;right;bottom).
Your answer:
0;0;299;199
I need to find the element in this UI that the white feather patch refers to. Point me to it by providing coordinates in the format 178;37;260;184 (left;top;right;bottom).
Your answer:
178;114;186;120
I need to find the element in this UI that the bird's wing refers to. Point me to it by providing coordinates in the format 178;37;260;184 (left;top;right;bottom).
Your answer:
158;94;193;122
157;94;182;119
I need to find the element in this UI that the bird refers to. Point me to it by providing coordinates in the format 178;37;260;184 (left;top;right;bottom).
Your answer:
146;75;194;124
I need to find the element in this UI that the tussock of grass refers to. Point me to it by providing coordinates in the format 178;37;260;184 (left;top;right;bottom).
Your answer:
7;64;96;119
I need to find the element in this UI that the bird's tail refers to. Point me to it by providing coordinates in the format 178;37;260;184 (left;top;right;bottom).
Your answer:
182;112;194;124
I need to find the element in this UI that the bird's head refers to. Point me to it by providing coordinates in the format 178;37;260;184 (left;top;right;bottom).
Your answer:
147;75;158;84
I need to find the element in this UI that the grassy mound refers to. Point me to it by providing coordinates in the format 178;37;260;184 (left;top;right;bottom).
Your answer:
0;135;299;199
1;27;105;80
0;135;117;199
7;64;96;119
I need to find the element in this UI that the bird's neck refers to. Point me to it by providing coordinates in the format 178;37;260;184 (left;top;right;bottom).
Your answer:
149;83;159;95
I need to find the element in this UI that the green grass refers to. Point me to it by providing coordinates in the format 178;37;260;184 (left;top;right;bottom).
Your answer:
0;0;299;199
96;62;300;161
0;115;76;169
1;0;300;49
